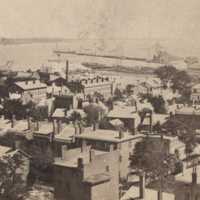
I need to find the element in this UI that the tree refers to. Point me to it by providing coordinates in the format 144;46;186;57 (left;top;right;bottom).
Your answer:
3;99;35;120
140;94;166;114
171;70;191;102
30;105;48;122
25;141;54;183
0;152;26;200
114;88;123;100
83;101;107;128
154;65;177;87
67;109;86;133
130;138;182;197
162;115;197;156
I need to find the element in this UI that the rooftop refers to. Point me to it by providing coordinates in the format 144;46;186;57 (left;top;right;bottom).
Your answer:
175;166;200;184
14;80;47;91
192;83;200;89
175;106;200;115
0;118;12;130
12;120;29;133
107;106;138;119
83;173;110;185
54;149;107;168
34;122;53;136
121;186;175;200
0;145;12;157
75;128;143;143
142;114;168;126
52;108;66;118
54;124;75;142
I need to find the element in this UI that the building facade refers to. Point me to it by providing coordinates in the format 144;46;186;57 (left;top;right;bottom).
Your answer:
9;80;47;103
54;146;119;200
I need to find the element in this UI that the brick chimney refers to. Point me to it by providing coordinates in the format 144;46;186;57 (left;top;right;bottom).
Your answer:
52;119;58;135
66;60;69;82
139;172;145;199
74;123;78;135
27;116;32;130
57;120;62;134
81;140;87;152
93;122;97;131
11;114;16;128
35;120;39;131
109;144;114;152
89;149;95;162
119;129;124;139
77;157;84;169
192;167;197;185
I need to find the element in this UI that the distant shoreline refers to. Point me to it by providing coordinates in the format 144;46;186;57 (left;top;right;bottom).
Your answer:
0;38;67;45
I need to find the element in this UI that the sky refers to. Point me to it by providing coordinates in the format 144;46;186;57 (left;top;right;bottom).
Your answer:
0;0;199;41
1;0;200;58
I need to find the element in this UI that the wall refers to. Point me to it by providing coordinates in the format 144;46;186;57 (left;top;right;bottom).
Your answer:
54;149;119;200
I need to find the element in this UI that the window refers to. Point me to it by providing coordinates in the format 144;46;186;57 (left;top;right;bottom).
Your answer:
106;165;110;172
193;89;197;93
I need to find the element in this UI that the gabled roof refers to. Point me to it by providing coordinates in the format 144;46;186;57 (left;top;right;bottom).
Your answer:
14;80;47;91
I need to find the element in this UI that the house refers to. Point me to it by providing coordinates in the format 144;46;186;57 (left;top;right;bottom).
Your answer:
0;145;30;191
145;135;186;160
121;172;175;200
53;124;78;157
9;80;47;103
107;106;140;134
131;78;162;96
174;106;200;130
54;146;119;200
75;128;143;179
81;75;114;98
191;84;200;104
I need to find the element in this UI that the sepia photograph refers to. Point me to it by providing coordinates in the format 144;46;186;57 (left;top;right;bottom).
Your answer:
0;0;200;199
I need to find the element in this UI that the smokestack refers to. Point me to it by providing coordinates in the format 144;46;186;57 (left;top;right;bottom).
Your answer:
139;172;145;199
89;149;95;162
66;60;69;82
11;114;16;128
